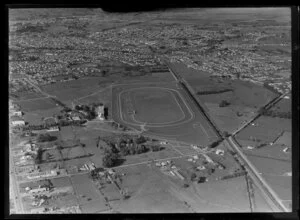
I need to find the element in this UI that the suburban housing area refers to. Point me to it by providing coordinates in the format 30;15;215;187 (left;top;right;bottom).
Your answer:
8;8;292;214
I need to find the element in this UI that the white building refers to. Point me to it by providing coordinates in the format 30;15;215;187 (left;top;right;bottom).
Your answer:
12;120;25;126
96;105;105;120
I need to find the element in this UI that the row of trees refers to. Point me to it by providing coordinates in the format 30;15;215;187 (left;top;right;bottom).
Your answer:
23;119;86;132
197;88;233;95
259;108;291;119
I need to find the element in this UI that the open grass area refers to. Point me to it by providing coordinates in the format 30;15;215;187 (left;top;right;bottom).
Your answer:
41;77;107;102
112;164;191;213
51;176;72;188
204;103;256;133
80;199;110;213
10;91;47;101
123;87;185;124
60;126;75;141
271;97;291;114
197;79;277;109
112;82;219;146
274;131;291;147
71;173;104;206
121;146;181;166
75;86;112;113
61;146;86;160
251;183;274;212
113;164;251;212
23;107;62;125
245;154;291;202
15;98;58;112
236;116;291;143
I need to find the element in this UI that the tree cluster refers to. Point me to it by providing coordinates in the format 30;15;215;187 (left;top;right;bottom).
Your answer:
209;140;222;148
219;100;231;107
34;148;45;164
74;104;98;120
102;149;121;168
100;135;161;160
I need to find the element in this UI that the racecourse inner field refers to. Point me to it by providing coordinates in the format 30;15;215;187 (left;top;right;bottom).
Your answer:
112;82;219;145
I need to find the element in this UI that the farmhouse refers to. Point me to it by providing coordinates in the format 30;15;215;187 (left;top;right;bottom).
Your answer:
29;186;48;194
47;126;60;132
13;111;23;116
27;170;58;179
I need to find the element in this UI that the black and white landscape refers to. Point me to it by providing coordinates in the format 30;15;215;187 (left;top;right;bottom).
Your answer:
8;7;291;214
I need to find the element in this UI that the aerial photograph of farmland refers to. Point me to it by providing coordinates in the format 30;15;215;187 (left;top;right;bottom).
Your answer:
8;7;292;214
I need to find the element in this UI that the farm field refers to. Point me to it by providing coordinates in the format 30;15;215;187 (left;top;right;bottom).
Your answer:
204;103;256;133
60;126;75;141
113;163;251;212
10;91;47;101
14;98;58;112
40;77;109;103
51;176;72;188
70;173;105;210
236;116;291;144
61;146;86;160
243;143;291;162
251;182;274;212
168;61;278;135
169;62;277;108
271;97;291;113
120;146;181;166
80;199;110;213
23;107;62;125
112;164;191;213
274;131;291;147
171;144;198;155
246;154;291;202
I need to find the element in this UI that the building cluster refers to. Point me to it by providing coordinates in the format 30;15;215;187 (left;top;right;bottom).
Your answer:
9;101;25;127
9;19;291;94
155;160;185;180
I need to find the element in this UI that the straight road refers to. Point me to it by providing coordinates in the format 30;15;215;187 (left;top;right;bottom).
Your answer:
225;137;289;212
166;61;289;212
9;137;24;213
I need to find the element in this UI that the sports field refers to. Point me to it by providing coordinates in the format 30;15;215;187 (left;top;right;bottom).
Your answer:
112;82;219;146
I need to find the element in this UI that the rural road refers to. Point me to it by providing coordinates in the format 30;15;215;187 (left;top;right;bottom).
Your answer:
225;137;289;212
232;92;289;136
166;62;289;212
23;77;55;99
